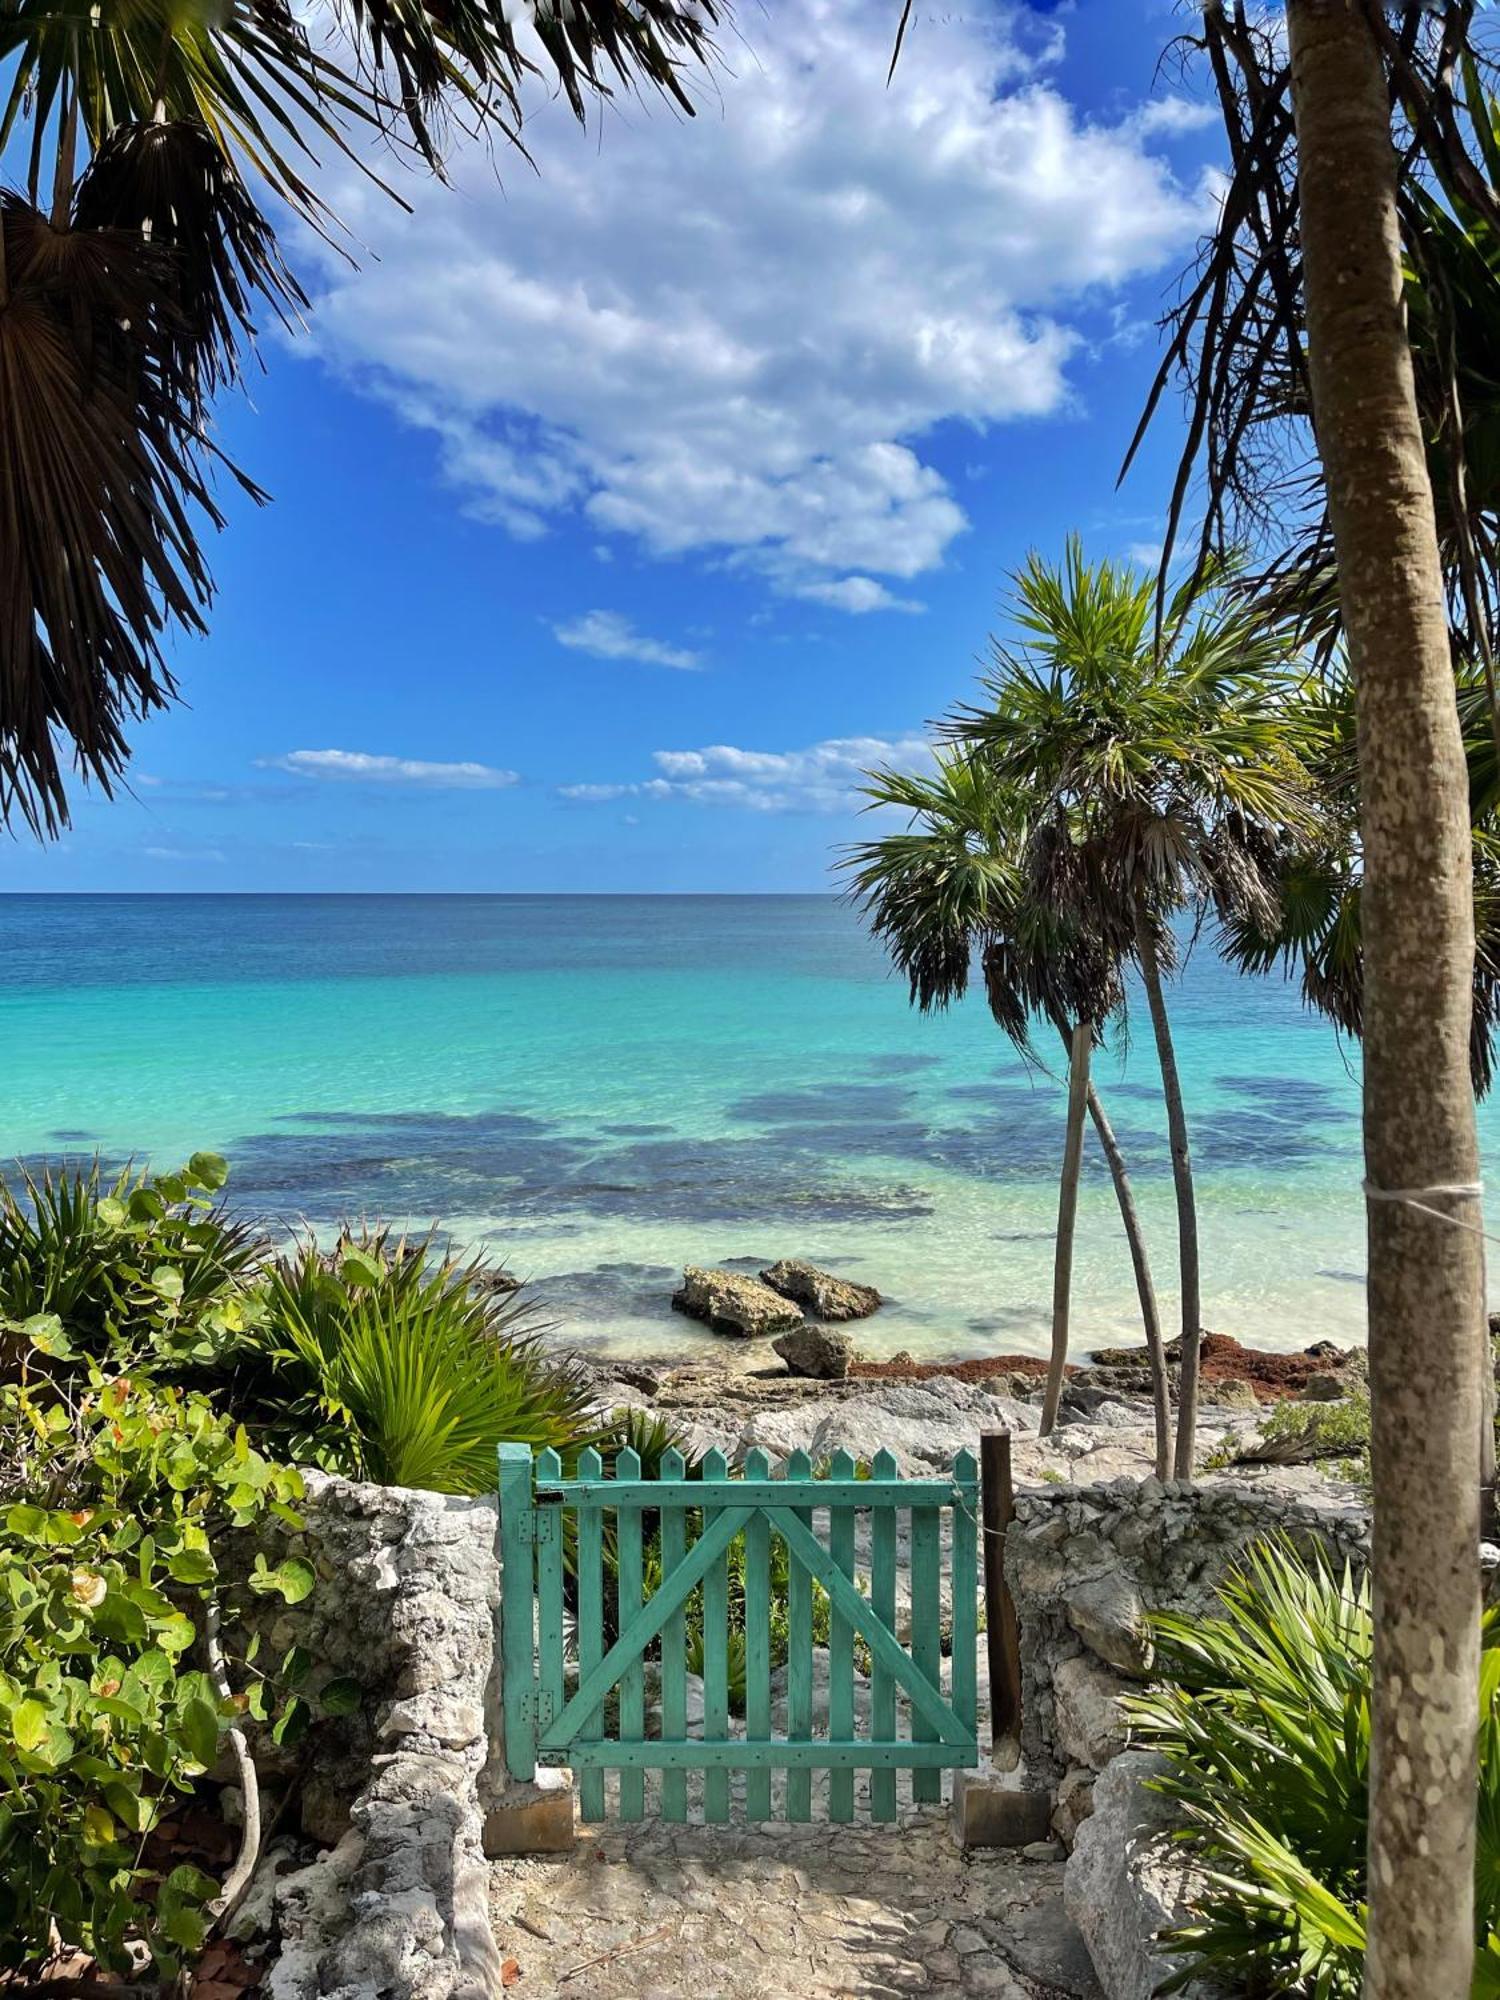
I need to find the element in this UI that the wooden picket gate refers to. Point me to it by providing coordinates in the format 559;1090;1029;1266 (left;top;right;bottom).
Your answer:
497;1439;980;1823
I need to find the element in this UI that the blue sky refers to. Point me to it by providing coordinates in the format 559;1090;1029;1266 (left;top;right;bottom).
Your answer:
7;0;1224;894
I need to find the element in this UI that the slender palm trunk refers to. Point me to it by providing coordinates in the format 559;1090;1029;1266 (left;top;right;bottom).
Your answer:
1083;1079;1172;1481
1287;6;1484;1993
1133;904;1201;1480
1046;1008;1172;1476
1040;1021;1092;1437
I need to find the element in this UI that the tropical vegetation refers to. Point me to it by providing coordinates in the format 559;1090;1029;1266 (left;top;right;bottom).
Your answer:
1128;1538;1500;1997
854;541;1320;1479
842;746;1172;1477
1131;11;1499;1972
0;0;720;835
0;1151;614;1978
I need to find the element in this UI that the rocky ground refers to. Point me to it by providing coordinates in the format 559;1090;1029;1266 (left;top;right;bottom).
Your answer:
490;1812;1099;1999
580;1258;1370;1495
571;1328;1368;1502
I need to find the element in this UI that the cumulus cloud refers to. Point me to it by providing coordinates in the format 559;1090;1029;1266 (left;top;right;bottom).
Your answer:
301;0;1209;609
792;576;924;616
261;749;519;789
553;610;703;670
559;733;931;815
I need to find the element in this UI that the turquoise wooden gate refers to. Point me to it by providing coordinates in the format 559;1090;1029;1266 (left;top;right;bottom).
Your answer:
497;1440;980;1822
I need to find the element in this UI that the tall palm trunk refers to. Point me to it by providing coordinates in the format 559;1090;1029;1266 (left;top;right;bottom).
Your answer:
1040;1020;1092;1436
1083;1078;1172;1481
1133;904;1201;1480
1047;1009;1172;1477
1287;6;1485;1994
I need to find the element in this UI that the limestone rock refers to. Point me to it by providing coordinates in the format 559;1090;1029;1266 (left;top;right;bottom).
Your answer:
760;1258;882;1321
1065;1751;1216;2000
1066;1573;1153;1678
1053;1653;1131;1770
773;1323;855;1379
1209;1378;1260;1413
1302;1371;1350;1402
672;1266;804;1338
1052;1766;1095;1851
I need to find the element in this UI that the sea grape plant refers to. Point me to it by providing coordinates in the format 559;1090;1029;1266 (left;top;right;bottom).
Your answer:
0;1328;326;1977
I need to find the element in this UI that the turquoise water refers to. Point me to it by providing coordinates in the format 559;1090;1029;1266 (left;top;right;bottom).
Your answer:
2;893;1493;1359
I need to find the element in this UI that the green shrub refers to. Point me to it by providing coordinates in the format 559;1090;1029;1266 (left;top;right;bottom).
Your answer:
1210;1391;1372;1489
0;1155;264;1374
234;1230;607;1493
1128;1537;1500;1996
0;1337;317;1978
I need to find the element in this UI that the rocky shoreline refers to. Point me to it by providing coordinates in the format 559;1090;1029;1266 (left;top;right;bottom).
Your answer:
562;1328;1366;1505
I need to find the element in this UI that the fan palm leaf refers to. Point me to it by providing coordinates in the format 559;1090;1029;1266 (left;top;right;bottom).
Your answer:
0;0;722;834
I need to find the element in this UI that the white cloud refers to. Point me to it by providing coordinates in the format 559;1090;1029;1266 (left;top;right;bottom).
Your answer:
144;845;226;863
559;733;931;815
301;0;1209;608
553;609;703;670
261;749;519;789
792;575;924;615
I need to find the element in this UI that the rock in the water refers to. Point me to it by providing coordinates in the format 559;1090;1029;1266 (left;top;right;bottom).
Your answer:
1065;1751;1216;1999
772;1324;855;1380
760;1259;882;1321
1066;1574;1153;1679
671;1266;804;1338
1053;1653;1131;1770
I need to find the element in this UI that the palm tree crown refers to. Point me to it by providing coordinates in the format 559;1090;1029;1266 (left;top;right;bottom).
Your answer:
841;749;1122;1050
946;537;1320;941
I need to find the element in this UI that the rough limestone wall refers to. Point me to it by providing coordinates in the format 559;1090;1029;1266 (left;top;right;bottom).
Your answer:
246;1474;507;2000
1008;1477;1371;1793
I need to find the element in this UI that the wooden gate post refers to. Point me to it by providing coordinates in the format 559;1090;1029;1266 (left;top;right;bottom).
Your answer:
980;1431;1022;1759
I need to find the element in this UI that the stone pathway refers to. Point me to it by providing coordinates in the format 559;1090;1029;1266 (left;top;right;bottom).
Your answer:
489;1813;1102;1999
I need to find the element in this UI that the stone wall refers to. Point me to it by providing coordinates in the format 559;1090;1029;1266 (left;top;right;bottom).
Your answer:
236;1474;512;2000
1007;1476;1370;1796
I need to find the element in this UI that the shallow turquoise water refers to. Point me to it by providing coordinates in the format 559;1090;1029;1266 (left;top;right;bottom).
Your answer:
1;893;1492;1358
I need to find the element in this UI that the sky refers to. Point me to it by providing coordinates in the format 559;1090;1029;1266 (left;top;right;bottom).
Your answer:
6;0;1228;894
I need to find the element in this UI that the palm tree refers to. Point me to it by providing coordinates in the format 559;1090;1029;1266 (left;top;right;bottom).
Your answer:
946;540;1319;1478
841;748;1173;1478
0;0;720;835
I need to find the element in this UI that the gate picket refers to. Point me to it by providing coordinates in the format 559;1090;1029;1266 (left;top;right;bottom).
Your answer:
909;1500;941;1804
827;1449;857;1823
701;1447;731;1823
615;1446;646;1821
499;1434;982;1823
869;1448;899;1823
742;1448;773;1820
574;1446;606;1823
785;1447;815;1823
658;1447;689;1824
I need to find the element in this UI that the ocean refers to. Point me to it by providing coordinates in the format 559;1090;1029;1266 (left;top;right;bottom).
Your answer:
2;892;1492;1360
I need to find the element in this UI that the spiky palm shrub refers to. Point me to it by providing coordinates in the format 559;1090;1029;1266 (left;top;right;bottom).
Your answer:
239;1231;606;1493
0;1152;264;1369
1129;1538;1500;1996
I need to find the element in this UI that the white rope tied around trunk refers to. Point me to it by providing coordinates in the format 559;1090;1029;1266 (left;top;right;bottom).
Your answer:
1363;1179;1492;1238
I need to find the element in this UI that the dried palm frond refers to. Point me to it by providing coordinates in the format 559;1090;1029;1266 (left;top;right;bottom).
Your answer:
0;190;250;835
74;118;307;403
